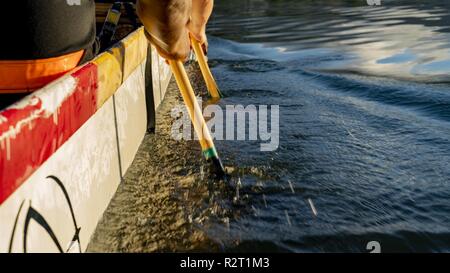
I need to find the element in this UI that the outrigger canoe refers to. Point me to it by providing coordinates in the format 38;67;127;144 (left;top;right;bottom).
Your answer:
0;11;172;252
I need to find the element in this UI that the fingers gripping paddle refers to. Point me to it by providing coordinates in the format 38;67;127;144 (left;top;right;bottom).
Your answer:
168;60;225;178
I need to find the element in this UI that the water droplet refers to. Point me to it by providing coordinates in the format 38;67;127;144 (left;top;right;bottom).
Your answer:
224;217;230;232
308;198;318;216
288;180;295;194
285;210;292;226
252;205;259;216
236;177;241;200
200;166;204;180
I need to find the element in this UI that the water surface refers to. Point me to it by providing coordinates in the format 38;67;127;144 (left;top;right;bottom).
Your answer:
205;0;450;252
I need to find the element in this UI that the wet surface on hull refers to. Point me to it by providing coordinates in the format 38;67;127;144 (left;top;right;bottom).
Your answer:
87;65;229;252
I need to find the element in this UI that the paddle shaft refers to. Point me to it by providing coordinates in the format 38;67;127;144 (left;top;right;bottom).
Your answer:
168;60;225;175
190;37;223;99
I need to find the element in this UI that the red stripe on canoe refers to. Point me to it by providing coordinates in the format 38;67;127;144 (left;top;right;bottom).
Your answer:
0;63;98;204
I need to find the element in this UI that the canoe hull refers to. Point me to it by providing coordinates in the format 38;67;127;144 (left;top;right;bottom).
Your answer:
0;28;172;253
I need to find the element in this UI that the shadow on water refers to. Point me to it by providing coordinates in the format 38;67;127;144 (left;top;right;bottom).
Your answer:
204;0;450;252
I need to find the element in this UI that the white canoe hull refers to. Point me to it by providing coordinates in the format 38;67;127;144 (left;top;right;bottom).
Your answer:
0;28;172;253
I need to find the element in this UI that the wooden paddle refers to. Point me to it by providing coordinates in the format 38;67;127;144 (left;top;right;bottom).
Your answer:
168;60;225;177
190;37;224;99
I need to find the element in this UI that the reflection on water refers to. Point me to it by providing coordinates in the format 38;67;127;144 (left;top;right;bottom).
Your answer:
205;0;450;252
210;0;450;81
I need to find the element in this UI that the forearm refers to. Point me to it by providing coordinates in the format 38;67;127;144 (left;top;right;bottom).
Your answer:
191;0;214;29
188;0;213;44
136;0;191;59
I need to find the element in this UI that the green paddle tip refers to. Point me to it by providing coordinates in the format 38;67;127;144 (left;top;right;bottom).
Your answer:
203;148;226;178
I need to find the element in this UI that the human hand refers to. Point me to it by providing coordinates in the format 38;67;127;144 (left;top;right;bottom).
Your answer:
137;0;192;61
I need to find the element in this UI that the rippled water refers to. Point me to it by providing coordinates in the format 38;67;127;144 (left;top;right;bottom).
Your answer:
205;0;450;252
